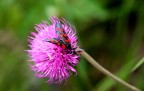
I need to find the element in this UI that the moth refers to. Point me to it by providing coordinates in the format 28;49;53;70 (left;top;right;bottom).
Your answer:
46;22;71;50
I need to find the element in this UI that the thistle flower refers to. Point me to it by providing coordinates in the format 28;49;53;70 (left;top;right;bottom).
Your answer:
27;17;80;84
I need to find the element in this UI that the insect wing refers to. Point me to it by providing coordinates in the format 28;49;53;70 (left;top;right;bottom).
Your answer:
46;38;60;46
46;38;67;49
55;22;71;49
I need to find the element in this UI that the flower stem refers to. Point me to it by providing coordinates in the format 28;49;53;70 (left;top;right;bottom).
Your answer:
76;48;141;91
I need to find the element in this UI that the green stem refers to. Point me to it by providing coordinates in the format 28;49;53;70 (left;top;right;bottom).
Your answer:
76;48;141;91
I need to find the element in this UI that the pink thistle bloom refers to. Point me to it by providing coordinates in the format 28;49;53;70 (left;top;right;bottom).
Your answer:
27;17;80;84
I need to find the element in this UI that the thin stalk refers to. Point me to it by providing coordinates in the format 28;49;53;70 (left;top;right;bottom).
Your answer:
76;48;141;91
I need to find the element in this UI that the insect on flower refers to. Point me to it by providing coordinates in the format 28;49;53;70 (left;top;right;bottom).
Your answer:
46;22;72;50
27;16;80;84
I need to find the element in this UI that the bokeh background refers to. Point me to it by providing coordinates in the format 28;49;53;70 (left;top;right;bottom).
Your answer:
0;0;144;91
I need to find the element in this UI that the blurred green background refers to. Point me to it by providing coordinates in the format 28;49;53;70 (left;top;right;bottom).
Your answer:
0;0;144;91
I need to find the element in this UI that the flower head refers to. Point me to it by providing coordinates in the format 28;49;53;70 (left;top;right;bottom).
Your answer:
27;17;80;84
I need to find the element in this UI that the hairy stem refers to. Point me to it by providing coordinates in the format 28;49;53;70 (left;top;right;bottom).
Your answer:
76;48;141;91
